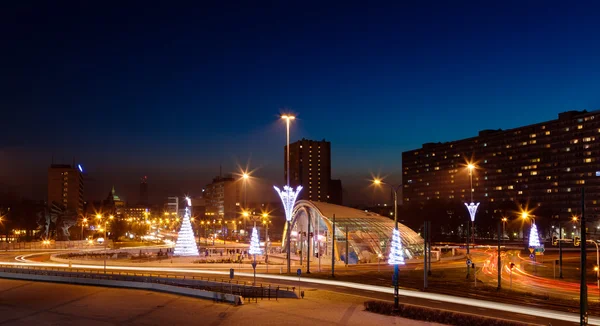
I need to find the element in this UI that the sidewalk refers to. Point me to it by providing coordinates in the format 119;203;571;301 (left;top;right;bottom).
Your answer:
0;278;443;326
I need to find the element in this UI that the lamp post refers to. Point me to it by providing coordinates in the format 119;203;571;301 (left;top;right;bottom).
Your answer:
373;178;403;311
262;213;270;271
241;172;250;235
81;218;88;240
501;217;507;243
465;163;479;252
275;113;302;274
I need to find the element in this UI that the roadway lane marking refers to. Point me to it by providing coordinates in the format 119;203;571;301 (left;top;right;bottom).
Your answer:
4;261;600;325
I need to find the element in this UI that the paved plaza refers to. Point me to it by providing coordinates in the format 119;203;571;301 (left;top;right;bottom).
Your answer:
0;279;440;326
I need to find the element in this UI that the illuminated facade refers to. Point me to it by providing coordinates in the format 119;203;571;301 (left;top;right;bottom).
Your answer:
47;164;84;214
286;138;343;204
285;200;423;264
403;110;600;219
204;175;240;220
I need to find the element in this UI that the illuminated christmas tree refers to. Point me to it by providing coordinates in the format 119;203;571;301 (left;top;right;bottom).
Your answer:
173;199;199;257
528;223;540;248
249;226;262;255
388;228;405;265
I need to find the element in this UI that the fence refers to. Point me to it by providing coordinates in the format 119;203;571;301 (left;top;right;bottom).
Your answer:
0;264;296;302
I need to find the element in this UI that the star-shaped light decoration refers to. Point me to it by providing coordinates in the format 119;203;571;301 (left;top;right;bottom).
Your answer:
273;185;303;222
464;202;480;222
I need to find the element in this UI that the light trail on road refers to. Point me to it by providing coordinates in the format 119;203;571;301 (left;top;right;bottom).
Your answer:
5;253;599;325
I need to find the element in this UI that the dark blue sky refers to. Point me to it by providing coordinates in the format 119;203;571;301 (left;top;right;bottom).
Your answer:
2;1;600;204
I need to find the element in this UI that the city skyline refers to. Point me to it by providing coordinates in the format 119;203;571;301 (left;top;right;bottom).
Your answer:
3;2;600;204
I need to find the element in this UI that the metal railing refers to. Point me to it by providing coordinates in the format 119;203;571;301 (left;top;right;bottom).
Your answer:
0;264;293;301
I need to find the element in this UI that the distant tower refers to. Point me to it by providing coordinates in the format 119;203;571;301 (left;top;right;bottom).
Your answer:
139;176;148;205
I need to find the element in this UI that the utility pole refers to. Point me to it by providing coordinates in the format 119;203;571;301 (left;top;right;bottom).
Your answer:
580;187;588;325
424;221;428;289
497;221;501;290
428;221;432;276
345;225;349;266
307;214;311;274
331;214;335;278
559;223;563;279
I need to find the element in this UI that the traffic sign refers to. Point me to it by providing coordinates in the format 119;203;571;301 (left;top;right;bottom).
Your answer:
297;268;302;276
466;259;472;266
529;253;535;259
528;248;534;253
251;262;257;269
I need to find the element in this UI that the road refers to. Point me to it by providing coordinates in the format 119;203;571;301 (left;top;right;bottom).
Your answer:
0;250;592;325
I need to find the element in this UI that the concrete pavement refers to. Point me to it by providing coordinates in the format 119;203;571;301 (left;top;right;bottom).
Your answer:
0;278;441;326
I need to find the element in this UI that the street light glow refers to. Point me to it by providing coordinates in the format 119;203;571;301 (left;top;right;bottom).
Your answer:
281;114;295;120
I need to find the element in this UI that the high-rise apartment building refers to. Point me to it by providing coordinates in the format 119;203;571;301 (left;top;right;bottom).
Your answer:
204;175;240;220
165;196;179;216
47;164;84;214
402;110;600;220
139;176;148;205
285;138;342;204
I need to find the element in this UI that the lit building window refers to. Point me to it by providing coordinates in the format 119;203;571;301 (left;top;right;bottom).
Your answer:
518;191;523;195
585;158;593;163
531;171;537;175
545;131;550;135
578;125;583;129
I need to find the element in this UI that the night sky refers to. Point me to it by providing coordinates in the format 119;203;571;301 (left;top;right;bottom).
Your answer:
2;1;600;205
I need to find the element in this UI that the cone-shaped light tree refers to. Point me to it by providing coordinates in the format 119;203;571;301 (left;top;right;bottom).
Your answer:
528;223;541;248
388;228;405;265
174;197;199;257
249;227;262;255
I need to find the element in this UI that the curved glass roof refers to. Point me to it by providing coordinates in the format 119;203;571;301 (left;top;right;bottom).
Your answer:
287;200;424;263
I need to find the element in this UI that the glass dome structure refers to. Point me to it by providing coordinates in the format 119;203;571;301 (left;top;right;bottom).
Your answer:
283;200;424;264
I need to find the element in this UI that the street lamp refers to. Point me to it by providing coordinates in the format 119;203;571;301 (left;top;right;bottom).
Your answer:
240;171;251;232
281;114;295;187
372;177;403;312
261;213;270;267
501;217;508;242
275;113;302;274
81;218;88;240
464;163;479;254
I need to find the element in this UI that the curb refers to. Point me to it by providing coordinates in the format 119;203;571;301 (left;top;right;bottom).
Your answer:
0;272;244;305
